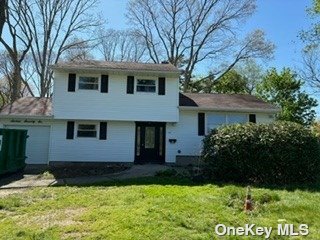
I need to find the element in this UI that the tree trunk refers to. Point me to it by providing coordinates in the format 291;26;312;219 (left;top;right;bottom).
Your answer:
0;0;6;37
10;60;23;102
183;71;192;92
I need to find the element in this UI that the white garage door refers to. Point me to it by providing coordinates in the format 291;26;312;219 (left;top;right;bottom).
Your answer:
5;125;50;164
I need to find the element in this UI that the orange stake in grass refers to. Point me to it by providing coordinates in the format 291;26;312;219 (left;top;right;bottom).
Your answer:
244;186;253;211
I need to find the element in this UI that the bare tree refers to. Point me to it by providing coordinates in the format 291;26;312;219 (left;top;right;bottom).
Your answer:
300;0;320;92
63;38;95;62
0;0;6;37
0;51;34;107
210;30;273;81
99;29;147;62
0;75;10;108
302;45;320;91
15;0;102;97
0;0;33;103
127;0;274;91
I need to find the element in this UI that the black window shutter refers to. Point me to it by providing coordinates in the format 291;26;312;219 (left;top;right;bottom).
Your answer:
127;76;134;94
99;122;107;140
68;73;76;92
101;75;109;93
198;113;205;136
66;121;75;139
249;114;256;123
158;77;166;95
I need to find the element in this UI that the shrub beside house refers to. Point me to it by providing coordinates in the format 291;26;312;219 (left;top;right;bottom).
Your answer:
202;121;320;184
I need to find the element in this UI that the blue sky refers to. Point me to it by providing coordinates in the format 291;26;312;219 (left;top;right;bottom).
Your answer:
1;0;314;74
100;0;314;72
245;0;313;70
1;0;314;72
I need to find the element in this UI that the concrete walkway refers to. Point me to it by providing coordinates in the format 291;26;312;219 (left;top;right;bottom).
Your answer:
0;164;171;190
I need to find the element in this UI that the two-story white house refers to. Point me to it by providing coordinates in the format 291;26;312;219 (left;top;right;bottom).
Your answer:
0;61;279;166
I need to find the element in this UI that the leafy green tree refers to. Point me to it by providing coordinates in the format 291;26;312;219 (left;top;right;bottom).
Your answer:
235;59;264;94
190;60;264;94
189;75;215;93
314;0;320;13
189;70;248;94
257;68;318;126
213;70;248;94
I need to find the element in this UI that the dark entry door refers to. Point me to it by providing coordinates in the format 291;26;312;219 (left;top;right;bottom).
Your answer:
135;122;166;164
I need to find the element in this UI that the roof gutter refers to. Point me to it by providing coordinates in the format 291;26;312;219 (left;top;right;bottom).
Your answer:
0;115;54;120
51;66;181;76
179;106;280;114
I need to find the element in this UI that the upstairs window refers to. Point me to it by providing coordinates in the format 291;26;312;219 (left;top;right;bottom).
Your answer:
136;79;156;92
77;124;97;138
79;76;99;90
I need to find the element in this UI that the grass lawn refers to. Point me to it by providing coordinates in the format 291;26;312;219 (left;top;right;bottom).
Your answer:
0;176;320;239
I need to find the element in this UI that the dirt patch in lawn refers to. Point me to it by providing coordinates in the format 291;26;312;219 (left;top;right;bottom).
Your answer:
40;164;131;179
20;207;87;229
0;189;29;198
62;231;90;240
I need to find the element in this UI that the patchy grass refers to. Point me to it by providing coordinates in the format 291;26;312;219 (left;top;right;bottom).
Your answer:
37;171;55;180
0;177;320;239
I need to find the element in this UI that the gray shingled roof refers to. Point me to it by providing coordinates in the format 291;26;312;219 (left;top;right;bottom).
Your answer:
180;93;279;112
52;60;181;74
0;97;52;117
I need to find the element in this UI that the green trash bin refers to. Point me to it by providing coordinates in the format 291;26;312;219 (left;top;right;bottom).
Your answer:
0;128;28;175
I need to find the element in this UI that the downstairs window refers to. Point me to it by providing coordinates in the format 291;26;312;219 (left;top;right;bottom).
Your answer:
77;124;97;138
207;113;248;132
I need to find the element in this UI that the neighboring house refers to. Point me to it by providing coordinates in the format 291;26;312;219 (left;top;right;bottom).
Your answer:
0;61;279;165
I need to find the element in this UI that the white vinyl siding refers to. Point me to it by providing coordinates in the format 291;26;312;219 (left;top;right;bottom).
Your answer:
170;111;204;158
171;110;276;159
49;121;135;163
53;72;179;122
0;110;276;164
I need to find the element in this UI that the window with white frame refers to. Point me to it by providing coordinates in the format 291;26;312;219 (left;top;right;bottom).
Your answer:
207;114;226;132
227;114;248;124
207;113;248;132
136;79;156;92
77;124;97;138
79;76;99;90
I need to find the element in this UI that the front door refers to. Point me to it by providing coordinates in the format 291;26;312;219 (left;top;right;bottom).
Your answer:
135;122;166;164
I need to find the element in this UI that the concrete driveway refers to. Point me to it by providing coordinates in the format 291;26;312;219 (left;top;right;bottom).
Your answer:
0;164;171;191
